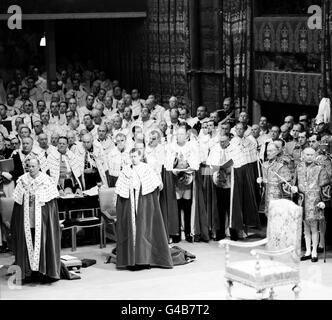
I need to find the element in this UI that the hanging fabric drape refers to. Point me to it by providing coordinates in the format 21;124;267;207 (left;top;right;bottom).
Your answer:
323;0;332;98
322;0;332;130
222;0;253;114
147;0;190;106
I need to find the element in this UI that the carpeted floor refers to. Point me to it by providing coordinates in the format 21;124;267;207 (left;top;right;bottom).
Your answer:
1;241;332;300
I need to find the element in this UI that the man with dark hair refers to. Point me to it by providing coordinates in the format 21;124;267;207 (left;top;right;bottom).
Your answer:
76;133;109;190
5;93;20;117
20;100;39;130
259;116;269;136
299;113;310;132
43;79;64;106
15;87;35;112
192;106;208;134
219;97;235;126
9;136;48;183
47;136;83;195
179;106;195;127
131;89;145;120
66;78;87;107
230;112;252;138
83;114;98;140
134;106;156;135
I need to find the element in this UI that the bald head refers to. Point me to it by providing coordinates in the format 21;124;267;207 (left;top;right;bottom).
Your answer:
251;124;260;139
38;133;48;149
303;147;316;164
267;142;278;160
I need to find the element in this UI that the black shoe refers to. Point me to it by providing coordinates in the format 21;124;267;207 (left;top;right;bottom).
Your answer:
300;255;312;261
317;247;324;254
193;235;200;242
185;235;193;243
171;235;181;243
311;256;318;263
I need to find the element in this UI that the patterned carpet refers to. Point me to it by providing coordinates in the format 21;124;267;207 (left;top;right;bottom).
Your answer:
1;241;332;300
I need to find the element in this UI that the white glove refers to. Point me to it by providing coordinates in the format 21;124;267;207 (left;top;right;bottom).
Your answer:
75;188;83;196
317;202;326;210
159;183;164;191
256;177;263;184
291;186;298;194
1;172;12;180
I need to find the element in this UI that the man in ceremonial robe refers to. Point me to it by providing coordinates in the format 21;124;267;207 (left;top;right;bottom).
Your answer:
11;158;61;283
115;148;173;270
165;127;208;243
292;148;331;263
207;135;235;240
76;133;109;190
227;123;261;239
47;136;83;195
309;134;332;253
106;133;131;187
257;142;292;216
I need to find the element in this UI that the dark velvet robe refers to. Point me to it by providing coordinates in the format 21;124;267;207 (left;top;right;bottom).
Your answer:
192;171;209;241
159;167;179;237
201;164;219;237
231;163;261;231
10;199;61;280
116;188;173;269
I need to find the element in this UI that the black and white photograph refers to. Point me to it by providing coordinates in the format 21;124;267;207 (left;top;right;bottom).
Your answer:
0;0;332;305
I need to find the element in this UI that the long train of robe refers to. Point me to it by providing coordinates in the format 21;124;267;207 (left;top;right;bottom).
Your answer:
159;168;179;237
230;162;261;232
10;199;61;280
191;172;210;241
116;188;173;268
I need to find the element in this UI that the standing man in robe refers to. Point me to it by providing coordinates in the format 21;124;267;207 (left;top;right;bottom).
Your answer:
106;133;131;187
227;123;260;240
257;142;292;216
115;148;172;270
165;126;202;243
11;158;61;283
47;136;83;195
292;147;330;262
207;135;235;240
77;133;109;190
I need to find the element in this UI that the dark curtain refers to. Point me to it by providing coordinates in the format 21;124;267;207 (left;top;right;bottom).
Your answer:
55;19;148;95
322;0;332;130
323;0;332;99
146;0;190;106
222;0;253;114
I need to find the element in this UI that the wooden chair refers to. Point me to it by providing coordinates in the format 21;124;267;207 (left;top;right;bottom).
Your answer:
69;207;104;250
0;197;14;248
59;210;77;252
0;197;14;230
219;199;302;299
98;186;117;247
